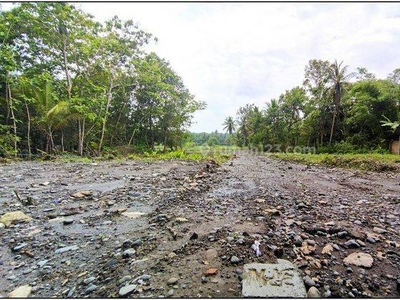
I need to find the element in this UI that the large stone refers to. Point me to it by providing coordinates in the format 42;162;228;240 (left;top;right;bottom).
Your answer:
8;285;32;298
119;284;136;297
343;252;373;268
0;211;32;227
242;260;307;298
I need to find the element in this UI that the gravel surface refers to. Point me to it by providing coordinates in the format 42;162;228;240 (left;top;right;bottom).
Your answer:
0;154;399;298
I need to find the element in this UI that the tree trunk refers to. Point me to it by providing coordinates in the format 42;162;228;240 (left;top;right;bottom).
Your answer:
329;109;337;145
25;101;31;158
99;74;114;153
61;130;64;152
163;127;168;153
149;115;154;150
6;77;18;156
78;119;85;156
61;35;72;100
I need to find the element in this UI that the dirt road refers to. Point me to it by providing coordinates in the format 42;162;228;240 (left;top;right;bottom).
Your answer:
0;153;399;297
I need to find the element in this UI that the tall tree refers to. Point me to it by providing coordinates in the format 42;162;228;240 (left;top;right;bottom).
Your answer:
303;59;331;146
223;116;236;134
328;60;354;145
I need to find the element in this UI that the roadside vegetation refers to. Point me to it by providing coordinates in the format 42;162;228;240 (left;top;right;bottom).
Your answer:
222;61;400;156
1;3;400;165
270;152;400;172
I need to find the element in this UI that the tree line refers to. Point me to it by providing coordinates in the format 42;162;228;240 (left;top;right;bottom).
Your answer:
223;60;400;153
0;3;205;157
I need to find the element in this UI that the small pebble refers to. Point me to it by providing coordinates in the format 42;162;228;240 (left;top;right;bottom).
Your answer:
84;284;97;295
230;256;240;264
140;274;151;281
304;275;315;287
63;219;74;225
167;277;178;285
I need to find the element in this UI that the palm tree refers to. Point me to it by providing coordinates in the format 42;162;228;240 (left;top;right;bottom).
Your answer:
223;116;236;135
328;60;355;145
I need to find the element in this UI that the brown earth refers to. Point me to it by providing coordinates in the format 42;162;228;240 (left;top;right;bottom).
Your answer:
0;153;399;298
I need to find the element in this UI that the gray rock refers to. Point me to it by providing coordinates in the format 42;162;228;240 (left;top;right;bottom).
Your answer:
344;239;360;248
119;284;136;297
230;256;241;264
366;237;376;244
356;239;366;247
12;243;27;252
306;239;316;246
66;287;75;298
122;248;136;258
307;286;321;298
63;219;74;225
132;239;142;247
104;258;118;268
293;236;303;247
167;289;174;297
37;260;49;268
84;284;97;295
55;245;79;254
140;274;151;281
118;275;132;285
242;260;306;298
324;289;332;297
83;276;96;285
303;275;315;287
337;231;348;238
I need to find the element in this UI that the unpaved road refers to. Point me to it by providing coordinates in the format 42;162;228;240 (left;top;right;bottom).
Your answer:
0;153;399;298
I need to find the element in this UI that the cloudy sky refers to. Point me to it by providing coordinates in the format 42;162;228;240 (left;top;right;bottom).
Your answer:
4;2;400;132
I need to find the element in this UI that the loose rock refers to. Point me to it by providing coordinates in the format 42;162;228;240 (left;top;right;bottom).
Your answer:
307;286;321;298
8;285;32;298
167;277;179;285
119;284;136;297
230;256;240;264
0;211;32;227
343;252;374;268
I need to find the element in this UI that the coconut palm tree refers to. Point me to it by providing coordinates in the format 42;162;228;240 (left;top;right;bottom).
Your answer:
223;116;236;135
328;60;355;145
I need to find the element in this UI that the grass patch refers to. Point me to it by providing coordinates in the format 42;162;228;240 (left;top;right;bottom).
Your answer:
127;149;231;164
270;152;400;172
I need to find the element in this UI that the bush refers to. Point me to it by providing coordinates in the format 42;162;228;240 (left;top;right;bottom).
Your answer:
0;125;16;157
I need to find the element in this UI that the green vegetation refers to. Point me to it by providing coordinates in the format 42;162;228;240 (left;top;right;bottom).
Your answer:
224;61;400;154
0;3;205;158
271;152;400;172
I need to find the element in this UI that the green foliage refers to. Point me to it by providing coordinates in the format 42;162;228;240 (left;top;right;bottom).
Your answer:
0;3;204;158
0;124;16;157
225;59;400;155
271;152;399;172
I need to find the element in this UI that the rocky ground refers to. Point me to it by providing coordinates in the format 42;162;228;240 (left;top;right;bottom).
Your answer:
0;153;399;298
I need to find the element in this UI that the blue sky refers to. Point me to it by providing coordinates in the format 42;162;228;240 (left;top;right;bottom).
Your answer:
3;2;400;133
